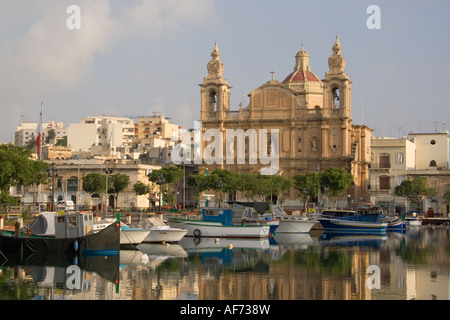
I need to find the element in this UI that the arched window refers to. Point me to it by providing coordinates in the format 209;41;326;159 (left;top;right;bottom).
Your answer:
332;87;340;108
209;91;217;112
429;160;437;167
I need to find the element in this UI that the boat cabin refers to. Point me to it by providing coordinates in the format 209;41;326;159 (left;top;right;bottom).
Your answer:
54;212;94;239
202;208;234;226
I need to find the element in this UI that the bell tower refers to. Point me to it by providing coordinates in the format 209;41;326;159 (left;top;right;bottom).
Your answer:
323;36;352;119
200;42;231;122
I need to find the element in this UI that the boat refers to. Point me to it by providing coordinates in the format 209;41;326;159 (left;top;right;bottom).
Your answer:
0;211;120;256
356;203;406;231
230;202;317;234
383;216;407;230
405;216;422;227
227;202;281;234
318;209;387;234
139;217;187;243
167;207;270;238
93;218;150;246
275;215;318;233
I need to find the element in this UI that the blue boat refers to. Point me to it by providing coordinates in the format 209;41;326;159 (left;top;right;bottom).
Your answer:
318;209;387;234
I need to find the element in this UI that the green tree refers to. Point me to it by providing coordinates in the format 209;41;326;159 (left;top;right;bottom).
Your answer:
0;144;49;206
55;136;68;146
148;166;184;207
45;129;55;144
108;173;130;209
133;181;151;207
394;177;436;213
211;169;239;201
82;172;106;207
319;167;353;206
293;172;320;210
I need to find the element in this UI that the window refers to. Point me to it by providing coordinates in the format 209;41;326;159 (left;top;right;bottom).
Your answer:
379;153;390;168
430;140;436;145
397;153;404;164
429;160;437;167
379;176;390;190
332;87;340;108
209;91;217;112
67;177;78;191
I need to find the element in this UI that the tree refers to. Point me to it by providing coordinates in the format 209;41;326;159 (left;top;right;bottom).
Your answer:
211;169;239;201
293;172;320;210
394;177;436;213
0;144;49;207
55;136;68;146
319;167;353;206
133;181;151;207
82;172;106;197
45;129;55;144
108;173;130;209
148;166;184;207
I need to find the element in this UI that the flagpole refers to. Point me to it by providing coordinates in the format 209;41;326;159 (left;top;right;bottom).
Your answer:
38;102;43;213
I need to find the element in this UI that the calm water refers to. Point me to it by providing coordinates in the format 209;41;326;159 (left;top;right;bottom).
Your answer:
0;226;449;301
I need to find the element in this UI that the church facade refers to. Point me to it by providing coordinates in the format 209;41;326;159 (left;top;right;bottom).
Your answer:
198;38;372;207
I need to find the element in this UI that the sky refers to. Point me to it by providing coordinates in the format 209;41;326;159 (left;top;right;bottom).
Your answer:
1;0;449;143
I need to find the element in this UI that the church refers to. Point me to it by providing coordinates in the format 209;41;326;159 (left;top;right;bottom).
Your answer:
198;38;372;207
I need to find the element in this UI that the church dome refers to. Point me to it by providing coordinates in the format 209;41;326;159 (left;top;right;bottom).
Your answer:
282;45;321;84
282;69;320;83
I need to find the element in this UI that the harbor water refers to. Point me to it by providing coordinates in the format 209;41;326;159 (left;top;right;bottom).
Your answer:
0;226;448;301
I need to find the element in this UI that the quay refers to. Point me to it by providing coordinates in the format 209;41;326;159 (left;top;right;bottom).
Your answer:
421;217;450;226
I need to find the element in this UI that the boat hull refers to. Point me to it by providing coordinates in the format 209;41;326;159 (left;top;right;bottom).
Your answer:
275;217;317;233
0;222;120;256
318;218;387;234
168;218;270;238
120;229;151;246
143;227;187;243
383;217;407;230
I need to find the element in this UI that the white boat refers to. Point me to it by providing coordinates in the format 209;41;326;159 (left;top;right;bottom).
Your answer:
140;217;187;243
94;218;150;246
167;207;270;239
276;215;318;233
405;216;422;227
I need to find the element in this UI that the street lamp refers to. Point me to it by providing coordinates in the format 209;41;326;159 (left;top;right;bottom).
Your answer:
46;163;60;211
105;169;113;215
216;179;223;207
156;173;165;212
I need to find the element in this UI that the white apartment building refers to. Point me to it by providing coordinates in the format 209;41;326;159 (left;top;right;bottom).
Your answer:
14;121;37;147
15;120;67;147
68;116;135;156
369;132;450;215
408;132;450;170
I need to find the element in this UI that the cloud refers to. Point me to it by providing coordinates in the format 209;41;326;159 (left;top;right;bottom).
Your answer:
0;0;216;100
0;1;118;100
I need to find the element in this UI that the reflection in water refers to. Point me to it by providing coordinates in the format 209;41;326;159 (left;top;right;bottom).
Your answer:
0;227;449;300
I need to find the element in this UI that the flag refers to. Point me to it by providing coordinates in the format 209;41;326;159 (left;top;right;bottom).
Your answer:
36;119;41;157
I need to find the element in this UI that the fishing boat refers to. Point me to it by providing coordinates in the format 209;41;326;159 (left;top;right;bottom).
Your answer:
167;207;270;238
318;209;387;234
93;218;150;246
355;203;406;231
139;217;187;243
0;211;120;256
230;202;318;234
383;216;407;230
405;216;422;227
227;202;281;233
